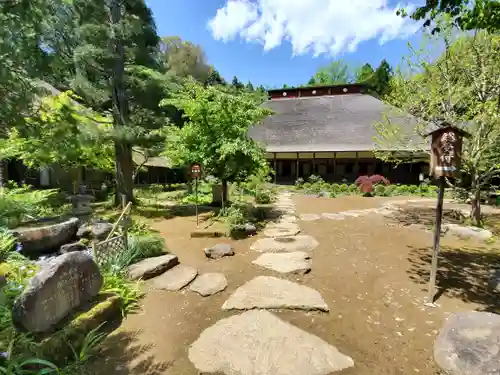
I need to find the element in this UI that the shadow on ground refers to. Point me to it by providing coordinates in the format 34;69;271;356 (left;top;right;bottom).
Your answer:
84;330;173;375
390;207;464;228
407;246;500;312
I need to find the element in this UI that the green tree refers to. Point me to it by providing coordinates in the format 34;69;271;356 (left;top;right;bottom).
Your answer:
2;90;114;179
307;77;316;86
356;63;375;84
161;79;273;205
375;30;500;225
311;60;355;85
400;0;500;33
160;36;211;83
370;60;393;97
231;76;245;90
206;68;226;86
246;81;255;91
71;0;169;203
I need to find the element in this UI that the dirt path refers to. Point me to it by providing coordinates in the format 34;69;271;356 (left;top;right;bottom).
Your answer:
88;194;500;375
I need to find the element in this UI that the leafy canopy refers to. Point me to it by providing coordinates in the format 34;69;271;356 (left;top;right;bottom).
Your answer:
161;79;273;183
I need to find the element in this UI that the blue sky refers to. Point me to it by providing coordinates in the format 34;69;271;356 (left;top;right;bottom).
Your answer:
146;0;424;88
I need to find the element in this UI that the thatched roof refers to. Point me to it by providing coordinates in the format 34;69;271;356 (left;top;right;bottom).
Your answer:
249;93;426;153
132;148;171;168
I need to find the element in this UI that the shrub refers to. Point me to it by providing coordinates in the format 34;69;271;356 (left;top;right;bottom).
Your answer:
100;234;165;273
384;185;396;196
255;189;274;204
307;175;323;184
374;184;386;196
219;201;249;230
355;175;390;196
294;177;305;187
0;229;17;262
101;272;143;316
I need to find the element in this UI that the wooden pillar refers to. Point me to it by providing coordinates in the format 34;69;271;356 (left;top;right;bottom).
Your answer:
273;153;277;184
355;152;359;176
296;153;299;181
312;152;316;176
333;152;337;179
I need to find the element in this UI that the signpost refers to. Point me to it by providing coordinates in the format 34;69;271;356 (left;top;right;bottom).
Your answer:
425;124;468;304
190;163;202;228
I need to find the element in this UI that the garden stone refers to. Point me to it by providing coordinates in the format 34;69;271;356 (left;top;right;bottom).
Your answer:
444;224;493;242
252;252;311;274
244;223;257;235
14;217;80;256
189;273;227;296
60;242;88;254
300;214;321;221
76;219;113;240
321;213;345;220
12;251;102;333
317;191;330;198
489;269;500;292
222;275;328;311
204;243;234;259
278;215;297;223
434;311;500;375
127;254;179;281
263;223;300;238
153;265;198;291
189;310;353;375
251;235;319;253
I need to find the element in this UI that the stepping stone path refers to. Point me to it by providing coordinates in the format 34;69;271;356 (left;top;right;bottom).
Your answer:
152;265;198;291
222;275;328;311
127;254;179;281
444;223;493;242
188;310;354;375
189;273;228;296
189;191;352;374
300;213;321;221
204;243;234;259
252;252;311;274
251;235;319;253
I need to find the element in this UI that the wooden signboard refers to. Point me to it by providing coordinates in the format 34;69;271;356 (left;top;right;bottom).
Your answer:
190;163;202;179
429;126;464;178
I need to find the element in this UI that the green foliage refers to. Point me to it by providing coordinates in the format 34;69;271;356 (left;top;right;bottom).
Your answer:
0;230;16;263
3;91;114;172
101;273;142;316
401;0;500;33
100;234;165;273
374;184;387;196
162;79;273;190
68;322;106;364
308;60;355;85
0;185;63;228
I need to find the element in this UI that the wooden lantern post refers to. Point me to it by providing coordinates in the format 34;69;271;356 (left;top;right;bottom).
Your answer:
190;163;202;228
424;124;469;304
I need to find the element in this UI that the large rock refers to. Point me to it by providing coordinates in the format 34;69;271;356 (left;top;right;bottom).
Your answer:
189;273;228;296
152;265;198;291
250;235;319;253
222;275;328;311
434;311;500;375
204;243;234;259
14;217;80;255
77;219;113;241
127;254;179;281
189;310;353;375
12;251;102;333
252;252;311;274
60;242;87;254
444;224;493;242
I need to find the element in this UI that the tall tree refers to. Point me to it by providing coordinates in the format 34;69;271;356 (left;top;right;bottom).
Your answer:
160;36;211;83
206;68;226;86
371;60;393;97
375;30;500;225
72;0;168;203
310;60;355;86
231;76;245;90
162;79;272;205
246;81;255;91
400;0;500;33
356;63;375;84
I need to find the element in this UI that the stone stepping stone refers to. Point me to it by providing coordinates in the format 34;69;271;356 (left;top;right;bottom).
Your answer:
338;211;360;217
263;223;300;238
189;273;227;296
189;310;353;375
204;243;234;259
300;214;321;221
127;254;179;281
278;214;298;223
321;213;345;220
222;276;328;311
152;265;198;291
434;311;500;375
250;235;319;253
252;252;311;274
444;224;493;242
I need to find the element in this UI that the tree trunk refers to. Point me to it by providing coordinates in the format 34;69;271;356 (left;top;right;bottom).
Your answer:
0;159;5;190
221;179;229;208
470;174;481;226
110;0;133;205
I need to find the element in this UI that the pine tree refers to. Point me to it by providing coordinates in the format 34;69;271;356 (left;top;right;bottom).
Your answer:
231;76;244;90
307;77;316;86
356;63;375;84
371;60;393;97
246;81;254;91
206;69;225;86
72;0;168;203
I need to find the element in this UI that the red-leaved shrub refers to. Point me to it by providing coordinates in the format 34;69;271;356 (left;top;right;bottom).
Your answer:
355;175;390;195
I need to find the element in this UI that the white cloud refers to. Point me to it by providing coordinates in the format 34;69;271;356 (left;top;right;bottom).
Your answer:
207;0;421;56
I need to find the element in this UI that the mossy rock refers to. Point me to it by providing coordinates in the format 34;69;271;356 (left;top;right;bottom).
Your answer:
31;293;122;364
